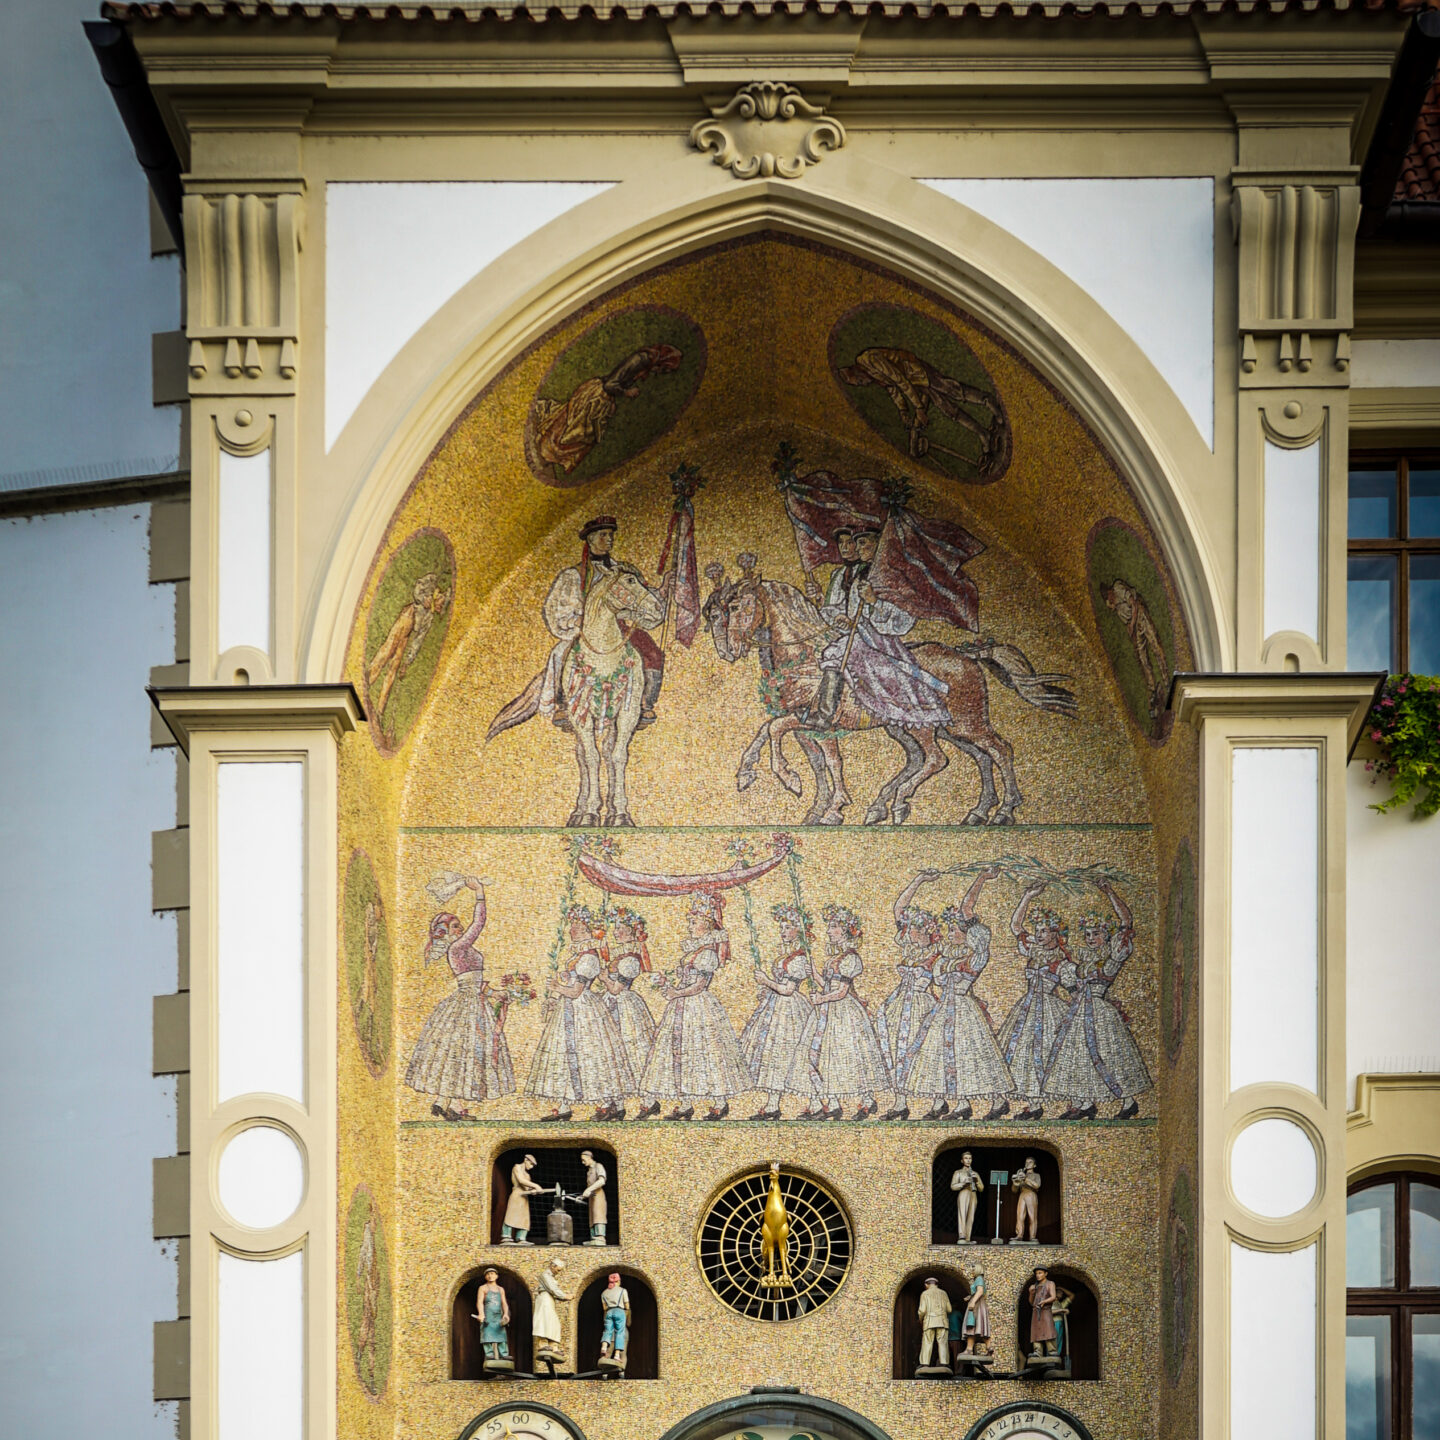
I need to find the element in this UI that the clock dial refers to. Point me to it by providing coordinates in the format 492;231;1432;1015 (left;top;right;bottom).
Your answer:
460;1404;585;1440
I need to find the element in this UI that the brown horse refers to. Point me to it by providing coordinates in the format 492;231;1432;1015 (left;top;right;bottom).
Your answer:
702;565;1076;825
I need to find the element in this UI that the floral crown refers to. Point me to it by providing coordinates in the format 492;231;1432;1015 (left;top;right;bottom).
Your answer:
1077;909;1116;935
897;905;940;936
822;903;863;939
690;891;725;925
771;902;813;936
606;905;648;938
1030;907;1069;937
566;903;602;931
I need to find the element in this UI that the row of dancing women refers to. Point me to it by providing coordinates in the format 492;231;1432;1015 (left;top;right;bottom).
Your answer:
404;867;1151;1123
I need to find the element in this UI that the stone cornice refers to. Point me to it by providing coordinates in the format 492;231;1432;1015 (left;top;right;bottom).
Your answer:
1169;671;1384;751
122;11;1404;124
149;684;364;753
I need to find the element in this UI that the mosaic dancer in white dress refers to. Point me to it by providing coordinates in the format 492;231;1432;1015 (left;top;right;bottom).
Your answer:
880;871;942;1120
897;867;1015;1121
740;904;815;1120
599;906;656;1093
788;904;892;1120
405;876;515;1121
995;882;1072;1120
636;892;749;1121
526;905;634;1122
1041;879;1151;1119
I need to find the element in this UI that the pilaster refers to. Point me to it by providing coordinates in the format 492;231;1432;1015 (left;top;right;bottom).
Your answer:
1174;672;1380;1440
152;684;361;1440
1199;21;1402;672
181;114;307;686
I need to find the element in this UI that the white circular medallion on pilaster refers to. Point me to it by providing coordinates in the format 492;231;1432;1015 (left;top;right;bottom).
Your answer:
217;1123;306;1231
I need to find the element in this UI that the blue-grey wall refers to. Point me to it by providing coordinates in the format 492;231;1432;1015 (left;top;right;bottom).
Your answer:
0;510;176;1437
0;0;180;491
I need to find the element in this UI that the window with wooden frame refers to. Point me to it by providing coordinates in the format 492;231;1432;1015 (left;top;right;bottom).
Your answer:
1348;454;1440;674
1346;1172;1440;1440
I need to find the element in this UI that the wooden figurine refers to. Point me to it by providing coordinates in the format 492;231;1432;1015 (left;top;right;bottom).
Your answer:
474;1268;514;1372
579;1150;609;1246
915;1276;954;1376
951;1151;985;1242
960;1270;992;1356
1051;1282;1074;1375
597;1273;631;1372
533;1257;572;1368
1010;1156;1042;1244
1026;1266;1059;1368
502;1154;546;1245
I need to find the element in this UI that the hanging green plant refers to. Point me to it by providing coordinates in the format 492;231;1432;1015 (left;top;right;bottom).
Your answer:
1364;674;1440;818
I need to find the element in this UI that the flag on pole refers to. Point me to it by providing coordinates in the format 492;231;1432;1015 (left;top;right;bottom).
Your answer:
658;462;706;647
771;441;884;569
870;476;985;632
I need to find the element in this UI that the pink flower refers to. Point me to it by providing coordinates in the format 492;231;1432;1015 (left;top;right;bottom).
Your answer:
1373;729;1383;741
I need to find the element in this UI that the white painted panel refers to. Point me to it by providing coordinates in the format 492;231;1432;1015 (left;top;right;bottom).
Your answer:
1230;748;1319;1095
216;762;304;1103
1350;339;1440;389
1231;1243;1317;1440
1264;440;1321;643
217;1251;303;1440
1345;762;1440;1102
217;447;272;657
325;180;612;450
218;1126;305;1230
921;177;1215;447
1231;1117;1317;1218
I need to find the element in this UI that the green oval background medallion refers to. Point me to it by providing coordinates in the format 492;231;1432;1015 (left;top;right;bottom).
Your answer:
363;527;455;755
1162;1168;1196;1383
344;849;393;1077
1161;839;1197;1062
523;305;706;487
828;302;1012;485
1087;518;1176;742
345;1183;393;1399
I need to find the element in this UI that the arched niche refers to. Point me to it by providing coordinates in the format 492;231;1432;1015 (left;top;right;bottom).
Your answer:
1014;1265;1099;1381
892;1265;972;1379
313;161;1225;688
655;1391;893;1440
490;1144;620;1247
451;1265;533;1378
575;1266;659;1379
932;1144;1062;1246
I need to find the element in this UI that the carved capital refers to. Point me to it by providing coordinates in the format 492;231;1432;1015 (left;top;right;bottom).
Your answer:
689;82;845;181
183;185;304;395
1231;171;1359;388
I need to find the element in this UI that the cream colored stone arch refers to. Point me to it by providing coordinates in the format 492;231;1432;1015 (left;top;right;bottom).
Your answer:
1348;1073;1440;1186
303;151;1229;683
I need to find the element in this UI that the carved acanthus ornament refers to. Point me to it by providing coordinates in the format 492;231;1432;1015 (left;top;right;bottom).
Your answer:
690;82;845;180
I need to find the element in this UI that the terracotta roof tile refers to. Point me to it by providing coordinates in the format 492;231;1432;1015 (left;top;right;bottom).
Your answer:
1397;71;1440;202
94;0;1440;22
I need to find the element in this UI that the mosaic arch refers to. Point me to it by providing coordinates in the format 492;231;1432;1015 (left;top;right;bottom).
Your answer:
337;234;1199;1440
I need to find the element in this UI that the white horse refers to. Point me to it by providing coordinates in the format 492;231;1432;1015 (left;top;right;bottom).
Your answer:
559;566;660;827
